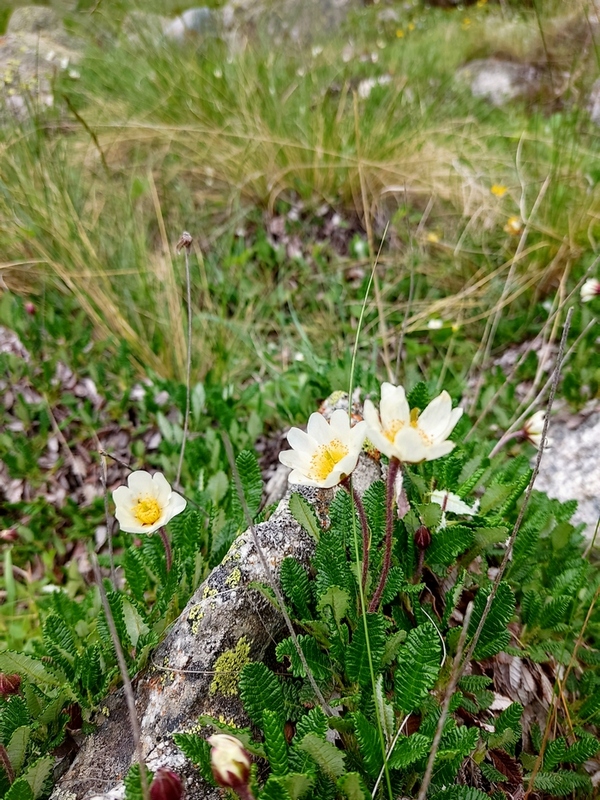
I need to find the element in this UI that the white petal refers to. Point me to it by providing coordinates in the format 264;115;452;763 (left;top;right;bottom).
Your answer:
329;408;351;437
287;427;314;453
422;440;456;461
417;391;452;439
167;492;187;519
152;471;173;505
306;412;331;442
287;468;320;487
431;490;477;516
127;470;155;498
380;384;409;429
394;428;431;463
113;484;134;511
279;449;308;470
349;419;367;449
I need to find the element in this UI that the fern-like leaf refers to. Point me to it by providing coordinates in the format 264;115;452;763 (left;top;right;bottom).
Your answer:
276;635;331;682
297;733;345;780
173;733;216;785
388;733;430;769
42;614;77;679
280;558;313;619
337;772;368;800
123;764;153;800
426;526;474;572
263;709;289;776
4;779;33;800
346;614;386;688
468;582;515;660
295;707;328;740
239;662;285;727
394;623;442;712
351;711;382;779
362;481;386;548
231;449;263;523
529;770;592;796
0;697;29;746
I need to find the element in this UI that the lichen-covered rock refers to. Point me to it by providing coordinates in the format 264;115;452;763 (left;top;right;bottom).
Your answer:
51;438;380;799
456;58;543;107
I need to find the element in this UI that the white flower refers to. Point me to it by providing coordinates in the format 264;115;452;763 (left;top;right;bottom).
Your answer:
581;278;600;303
427;318;443;330
279;409;367;488
431;490;479;516
113;471;186;534
207;734;251;790
363;383;463;463
523;410;551;449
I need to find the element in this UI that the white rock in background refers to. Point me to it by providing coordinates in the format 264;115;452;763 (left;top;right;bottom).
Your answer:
456;58;542;106
164;7;218;43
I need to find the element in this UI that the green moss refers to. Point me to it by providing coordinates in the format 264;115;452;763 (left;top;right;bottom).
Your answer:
209;636;251;697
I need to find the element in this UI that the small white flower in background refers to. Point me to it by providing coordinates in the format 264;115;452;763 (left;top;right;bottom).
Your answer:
522;410;552;449
113;471;186;534
279;409;367;488
207;734;251;792
363;383;463;463
427;318;443;330
581;278;600;303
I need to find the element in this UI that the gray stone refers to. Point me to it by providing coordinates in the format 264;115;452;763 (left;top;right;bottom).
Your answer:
588;77;600;125
456;58;542;107
534;408;600;540
221;0;361;48
6;6;61;35
164;7;218;43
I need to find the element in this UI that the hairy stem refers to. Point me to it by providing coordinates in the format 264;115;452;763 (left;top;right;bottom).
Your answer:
159;527;172;573
369;457;400;612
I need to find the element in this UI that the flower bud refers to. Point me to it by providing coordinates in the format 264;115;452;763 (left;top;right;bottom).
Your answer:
0;673;21;696
24;302;35;316
149;768;183;800
414;525;431;550
208;734;251;791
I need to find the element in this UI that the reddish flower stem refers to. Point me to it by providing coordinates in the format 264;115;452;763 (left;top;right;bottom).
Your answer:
159;527;172;572
369;457;400;612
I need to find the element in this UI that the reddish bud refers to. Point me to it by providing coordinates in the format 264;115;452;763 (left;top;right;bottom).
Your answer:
208;734;251;791
414;525;431;550
0;674;21;696
0;529;19;543
149;768;183;800
24;302;35;316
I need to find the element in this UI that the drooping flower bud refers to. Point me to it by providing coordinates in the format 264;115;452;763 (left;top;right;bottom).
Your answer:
0;673;21;696
149;768;183;800
414;525;431;551
208;734;251;792
24;302;36;316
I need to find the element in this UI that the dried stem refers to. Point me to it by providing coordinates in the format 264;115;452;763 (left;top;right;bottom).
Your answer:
369;457;400;612
176;234;193;489
417;602;474;800
221;432;333;716
98;447;117;587
463;307;573;669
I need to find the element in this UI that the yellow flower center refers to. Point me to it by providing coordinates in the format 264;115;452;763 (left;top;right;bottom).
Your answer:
410;408;433;446
383;419;405;443
132;497;162;526
309;439;349;482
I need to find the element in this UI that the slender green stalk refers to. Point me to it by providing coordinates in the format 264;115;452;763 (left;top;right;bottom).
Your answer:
176;232;193;490
159;527;172;573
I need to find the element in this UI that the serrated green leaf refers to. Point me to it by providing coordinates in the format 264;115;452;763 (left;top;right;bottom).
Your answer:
122;598;150;648
388;733;430;769
231;449;263;522
337;772;368;800
0;652;62;688
4;779;34;800
173;733;217;785
279;773;315;800
427;525;474;572
468;582;515;660
239;663;285;728
7;726;29;774
394;623;442;712
21;756;54;798
263;710;289;776
288;493;320;541
276;635;331;682
280;558;313;619
317;587;349;626
351;711;382;779
124;764;153;800
297;733;345;780
530;770;592;796
296;707;328;740
346;614;386;687
260;776;293;800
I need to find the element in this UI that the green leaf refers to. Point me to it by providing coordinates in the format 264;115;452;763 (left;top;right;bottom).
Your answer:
563;735;600;764
6;726;29;774
296;708;328;740
346;614;386;687
231;449;263;522
427;526;473;572
432;787;489;800
260;776;293;800
0;652;62;688
544;737;568;770
173;733;217;785
279;773;315;800
122;598;150;649
276;636;331;682
288;493;320;541
317;587;349;626
297;733;345;780
351;711;382;779
530;770;592;796
122;546;148;605
381;630;407;667
388;733;430;769
374;675;395;746
407;382;430;410
337;772;368;800
239;663;285;728
124;764;153;800
468;582;515;660
394;623;442;712
4;779;34;800
362;481;386;548
280;558;313;619
263;710;289;776
0;697;29;746
21;756;54;798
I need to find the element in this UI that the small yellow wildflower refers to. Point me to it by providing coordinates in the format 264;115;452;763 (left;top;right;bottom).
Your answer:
462;17;471;29
504;216;523;235
408;22;415;31
426;232;439;243
491;184;508;198
396;29;404;38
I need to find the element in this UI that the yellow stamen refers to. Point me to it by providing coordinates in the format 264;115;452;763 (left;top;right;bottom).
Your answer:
410;408;433;445
383;419;404;443
410;408;420;426
133;497;162;526
309;439;349;481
